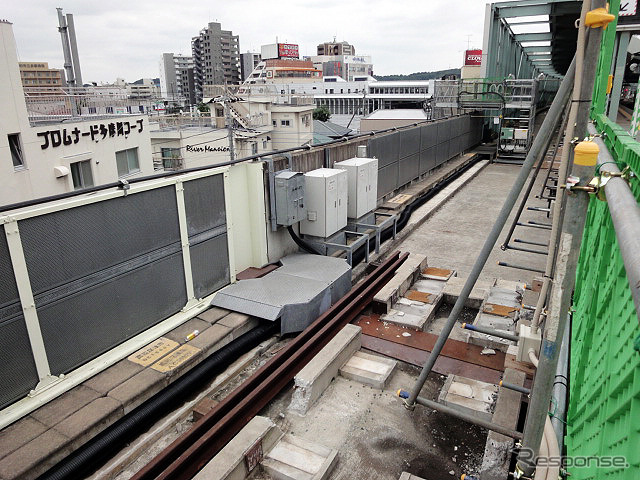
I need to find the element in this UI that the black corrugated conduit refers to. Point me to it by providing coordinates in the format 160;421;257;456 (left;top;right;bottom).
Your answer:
286;225;323;255
36;321;279;480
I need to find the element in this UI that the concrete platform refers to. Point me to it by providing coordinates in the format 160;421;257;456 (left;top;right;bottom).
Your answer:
194;416;282;480
438;375;498;422
393;297;439;320
373;253;428;313
0;307;259;480
413;278;447;297
262;434;338;480
442;276;496;309
339;351;397;389
479;368;526;480
289;324;361;416
380;309;429;331
399;473;428;480
392;164;549;286
467;313;517;352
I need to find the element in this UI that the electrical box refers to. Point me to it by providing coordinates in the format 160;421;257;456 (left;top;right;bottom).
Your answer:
514;128;528;140
500;127;514;140
334;157;378;219
516;324;542;364
300;168;348;238
274;171;305;226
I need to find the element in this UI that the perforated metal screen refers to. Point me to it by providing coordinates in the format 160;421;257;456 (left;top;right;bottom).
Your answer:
19;186;189;375
183;175;230;299
0;225;39;409
369;115;481;198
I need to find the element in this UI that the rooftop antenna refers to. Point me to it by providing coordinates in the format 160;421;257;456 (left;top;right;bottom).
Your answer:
466;34;472;49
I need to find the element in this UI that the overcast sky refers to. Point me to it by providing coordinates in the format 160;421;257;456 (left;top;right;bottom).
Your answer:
5;0;488;83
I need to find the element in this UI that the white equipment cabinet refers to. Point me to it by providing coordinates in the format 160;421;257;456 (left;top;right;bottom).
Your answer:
300;168;348;238
334;157;378;219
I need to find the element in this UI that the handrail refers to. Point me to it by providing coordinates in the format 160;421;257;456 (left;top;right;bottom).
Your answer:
589;122;640;325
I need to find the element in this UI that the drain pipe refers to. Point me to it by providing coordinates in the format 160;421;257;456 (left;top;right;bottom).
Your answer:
403;56;576;409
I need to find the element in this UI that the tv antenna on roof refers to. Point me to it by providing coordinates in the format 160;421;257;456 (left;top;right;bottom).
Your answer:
466;34;472;49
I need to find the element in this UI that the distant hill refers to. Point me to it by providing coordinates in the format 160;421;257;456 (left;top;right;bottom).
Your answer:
373;69;461;81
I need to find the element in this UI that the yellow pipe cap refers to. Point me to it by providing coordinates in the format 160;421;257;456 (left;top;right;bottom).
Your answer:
585;8;615;29
574;140;600;167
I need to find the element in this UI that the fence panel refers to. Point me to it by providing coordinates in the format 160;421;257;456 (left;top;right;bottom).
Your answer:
0;225;39;409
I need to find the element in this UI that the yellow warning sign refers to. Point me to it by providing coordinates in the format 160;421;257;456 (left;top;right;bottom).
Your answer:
128;337;179;367
151;344;201;373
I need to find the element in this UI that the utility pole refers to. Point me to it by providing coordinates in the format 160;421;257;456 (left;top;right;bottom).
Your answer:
223;83;235;161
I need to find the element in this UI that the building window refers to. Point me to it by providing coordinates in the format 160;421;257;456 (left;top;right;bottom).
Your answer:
281;120;290;127
251;142;258;155
70;160;94;189
272;120;277;126
8;133;25;169
263;139;268;149
116;148;140;177
161;147;180;169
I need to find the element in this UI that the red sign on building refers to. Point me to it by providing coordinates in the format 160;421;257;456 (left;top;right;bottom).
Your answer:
278;43;299;59
464;49;482;66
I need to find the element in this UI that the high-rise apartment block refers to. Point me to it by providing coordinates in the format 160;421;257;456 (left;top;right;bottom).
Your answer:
159;53;195;104
240;52;262;81
192;22;240;102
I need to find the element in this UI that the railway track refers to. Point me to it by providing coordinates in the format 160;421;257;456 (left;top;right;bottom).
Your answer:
131;251;409;480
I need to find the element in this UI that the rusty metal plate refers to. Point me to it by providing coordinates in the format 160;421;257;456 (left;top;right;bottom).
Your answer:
361;335;503;385
355;315;506;371
236;264;279;280
421;267;453;280
483;303;520;318
405;290;435;304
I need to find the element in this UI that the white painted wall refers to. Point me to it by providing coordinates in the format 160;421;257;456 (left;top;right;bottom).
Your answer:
270;105;314;150
150;129;272;170
0;21;155;207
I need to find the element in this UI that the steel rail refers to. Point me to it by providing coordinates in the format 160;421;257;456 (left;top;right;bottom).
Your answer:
132;251;409;480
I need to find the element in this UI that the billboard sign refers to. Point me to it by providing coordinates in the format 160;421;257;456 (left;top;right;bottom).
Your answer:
464;49;482;66
278;43;299;59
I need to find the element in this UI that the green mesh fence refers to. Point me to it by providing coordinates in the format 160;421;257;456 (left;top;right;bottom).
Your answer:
568;111;640;479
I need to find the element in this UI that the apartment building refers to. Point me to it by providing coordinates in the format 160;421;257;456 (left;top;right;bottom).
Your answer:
240;52;262;81
159;53;196;104
192;22;241;102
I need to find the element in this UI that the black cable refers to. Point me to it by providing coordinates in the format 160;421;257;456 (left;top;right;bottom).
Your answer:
36;321;278;480
287;225;323;255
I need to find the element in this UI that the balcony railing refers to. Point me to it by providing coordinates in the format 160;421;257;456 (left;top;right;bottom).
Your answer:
23;87;159;125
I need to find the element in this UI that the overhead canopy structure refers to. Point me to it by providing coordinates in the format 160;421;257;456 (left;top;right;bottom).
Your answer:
482;0;582;79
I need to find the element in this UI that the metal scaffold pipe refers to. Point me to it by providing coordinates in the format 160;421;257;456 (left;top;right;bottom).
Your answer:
517;2;607;478
404;56;576;408
589;129;640;323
